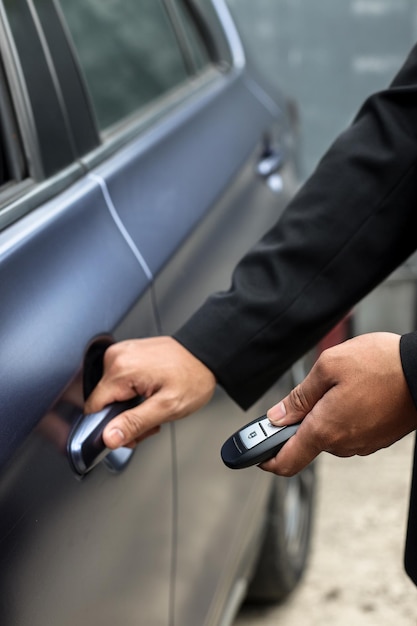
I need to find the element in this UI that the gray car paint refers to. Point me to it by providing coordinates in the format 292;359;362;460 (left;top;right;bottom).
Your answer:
0;1;301;624
0;176;150;465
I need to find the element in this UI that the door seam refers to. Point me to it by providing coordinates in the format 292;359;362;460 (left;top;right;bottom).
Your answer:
88;172;153;282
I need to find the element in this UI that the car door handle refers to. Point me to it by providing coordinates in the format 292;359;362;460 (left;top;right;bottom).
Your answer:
67;398;140;477
256;149;286;194
256;149;284;178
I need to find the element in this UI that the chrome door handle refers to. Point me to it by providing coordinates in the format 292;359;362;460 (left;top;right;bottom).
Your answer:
256;150;284;178
257;149;286;194
67;398;140;476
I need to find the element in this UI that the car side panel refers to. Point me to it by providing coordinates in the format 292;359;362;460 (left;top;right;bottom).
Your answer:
0;175;173;625
88;72;285;277
87;66;299;623
0;176;149;464
150;88;298;624
154;151;297;625
0;405;173;626
0;1;302;625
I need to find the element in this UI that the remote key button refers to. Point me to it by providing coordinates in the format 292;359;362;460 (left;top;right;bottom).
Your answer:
239;423;267;449
259;417;285;438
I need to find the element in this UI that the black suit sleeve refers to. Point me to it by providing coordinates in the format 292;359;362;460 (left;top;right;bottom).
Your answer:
174;43;417;410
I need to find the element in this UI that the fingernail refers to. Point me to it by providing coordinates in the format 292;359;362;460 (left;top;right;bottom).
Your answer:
267;401;287;425
107;428;125;446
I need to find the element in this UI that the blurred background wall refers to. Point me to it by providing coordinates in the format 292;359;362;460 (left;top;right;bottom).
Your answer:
226;0;417;179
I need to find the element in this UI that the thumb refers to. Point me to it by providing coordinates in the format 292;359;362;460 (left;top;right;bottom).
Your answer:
102;394;165;449
267;361;332;426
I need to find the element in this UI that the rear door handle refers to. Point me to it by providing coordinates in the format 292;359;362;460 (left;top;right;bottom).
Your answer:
257;149;286;194
67;398;140;476
256;149;284;178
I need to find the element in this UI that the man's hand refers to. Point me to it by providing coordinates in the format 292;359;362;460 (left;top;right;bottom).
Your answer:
261;332;417;476
84;337;216;449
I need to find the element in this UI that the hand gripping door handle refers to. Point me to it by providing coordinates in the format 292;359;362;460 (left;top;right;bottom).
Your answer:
67;398;141;476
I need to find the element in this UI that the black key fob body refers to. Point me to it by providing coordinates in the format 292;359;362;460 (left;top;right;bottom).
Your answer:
221;415;300;469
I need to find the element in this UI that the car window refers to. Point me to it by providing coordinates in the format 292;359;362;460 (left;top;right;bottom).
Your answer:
58;0;190;130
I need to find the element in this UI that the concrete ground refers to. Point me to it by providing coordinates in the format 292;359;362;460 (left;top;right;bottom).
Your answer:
234;434;417;625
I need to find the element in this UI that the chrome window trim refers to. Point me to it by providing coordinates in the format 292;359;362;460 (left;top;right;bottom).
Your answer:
210;0;245;70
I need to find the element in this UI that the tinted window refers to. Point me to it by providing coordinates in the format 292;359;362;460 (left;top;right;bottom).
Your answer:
58;0;189;130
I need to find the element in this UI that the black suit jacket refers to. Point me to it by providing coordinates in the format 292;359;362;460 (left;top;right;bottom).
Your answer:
175;43;417;582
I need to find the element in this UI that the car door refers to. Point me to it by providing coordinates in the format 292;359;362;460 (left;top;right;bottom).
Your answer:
5;1;305;624
0;2;174;624
52;0;302;623
145;8;302;625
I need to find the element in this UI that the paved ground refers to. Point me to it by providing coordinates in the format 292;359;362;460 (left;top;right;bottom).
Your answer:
234;434;417;625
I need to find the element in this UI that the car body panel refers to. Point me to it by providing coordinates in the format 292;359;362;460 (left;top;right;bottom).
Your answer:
80;40;299;621
149;97;298;625
0;388;173;626
0;175;150;465
89;70;282;276
78;56;298;625
0;1;304;624
0;173;175;624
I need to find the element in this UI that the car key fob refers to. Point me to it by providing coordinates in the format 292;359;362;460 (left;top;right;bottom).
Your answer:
221;415;300;469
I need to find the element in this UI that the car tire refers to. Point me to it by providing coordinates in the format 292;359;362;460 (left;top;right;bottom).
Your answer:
246;462;316;604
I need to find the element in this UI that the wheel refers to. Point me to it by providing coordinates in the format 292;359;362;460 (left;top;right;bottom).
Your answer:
246;462;316;604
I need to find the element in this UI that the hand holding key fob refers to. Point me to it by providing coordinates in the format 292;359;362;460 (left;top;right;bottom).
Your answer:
221;415;301;469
